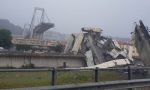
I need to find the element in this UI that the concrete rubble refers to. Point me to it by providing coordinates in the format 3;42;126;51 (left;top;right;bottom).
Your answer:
132;20;150;67
64;27;133;68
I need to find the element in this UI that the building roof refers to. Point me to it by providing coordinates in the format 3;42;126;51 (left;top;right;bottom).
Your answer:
117;40;132;45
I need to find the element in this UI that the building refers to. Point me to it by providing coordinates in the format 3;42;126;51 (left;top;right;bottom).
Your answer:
117;40;139;58
12;37;59;47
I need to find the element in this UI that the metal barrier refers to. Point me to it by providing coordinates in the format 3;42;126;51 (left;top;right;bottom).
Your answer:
44;79;150;90
4;79;150;90
0;67;149;86
1;66;150;89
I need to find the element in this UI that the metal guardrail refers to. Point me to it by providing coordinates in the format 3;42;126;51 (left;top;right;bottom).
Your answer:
0;66;149;86
47;79;150;90
4;79;150;90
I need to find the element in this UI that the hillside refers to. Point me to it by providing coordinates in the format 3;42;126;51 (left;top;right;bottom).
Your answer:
0;19;68;40
0;19;23;35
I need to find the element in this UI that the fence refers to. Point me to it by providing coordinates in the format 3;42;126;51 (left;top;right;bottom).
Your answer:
0;66;150;89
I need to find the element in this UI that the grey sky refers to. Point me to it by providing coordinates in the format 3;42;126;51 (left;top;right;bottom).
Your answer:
0;0;150;38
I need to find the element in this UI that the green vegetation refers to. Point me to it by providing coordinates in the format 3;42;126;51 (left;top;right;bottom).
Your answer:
0;71;127;89
0;72;50;89
57;71;127;84
21;63;35;69
51;44;64;52
16;44;32;51
0;29;12;49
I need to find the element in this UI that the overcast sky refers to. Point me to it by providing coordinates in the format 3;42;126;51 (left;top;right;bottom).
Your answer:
0;0;150;38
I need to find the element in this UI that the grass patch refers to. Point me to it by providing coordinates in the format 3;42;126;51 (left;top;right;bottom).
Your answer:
0;72;51;89
100;71;127;81
57;71;95;84
0;70;127;89
56;70;127;85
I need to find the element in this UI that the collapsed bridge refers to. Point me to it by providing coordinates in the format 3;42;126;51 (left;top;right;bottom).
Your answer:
24;7;54;40
64;27;132;68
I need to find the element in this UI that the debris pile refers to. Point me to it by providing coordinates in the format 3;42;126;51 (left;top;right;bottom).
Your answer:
132;20;150;67
64;27;131;68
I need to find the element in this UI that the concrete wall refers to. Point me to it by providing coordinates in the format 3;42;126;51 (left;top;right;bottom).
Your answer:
0;54;86;68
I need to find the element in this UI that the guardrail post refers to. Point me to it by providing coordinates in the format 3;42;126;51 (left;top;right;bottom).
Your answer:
128;66;132;80
63;62;66;68
95;67;99;82
128;66;132;90
51;67;57;86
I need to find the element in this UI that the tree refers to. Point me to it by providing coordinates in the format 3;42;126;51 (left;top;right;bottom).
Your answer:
53;44;64;52
0;29;12;49
16;44;31;51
